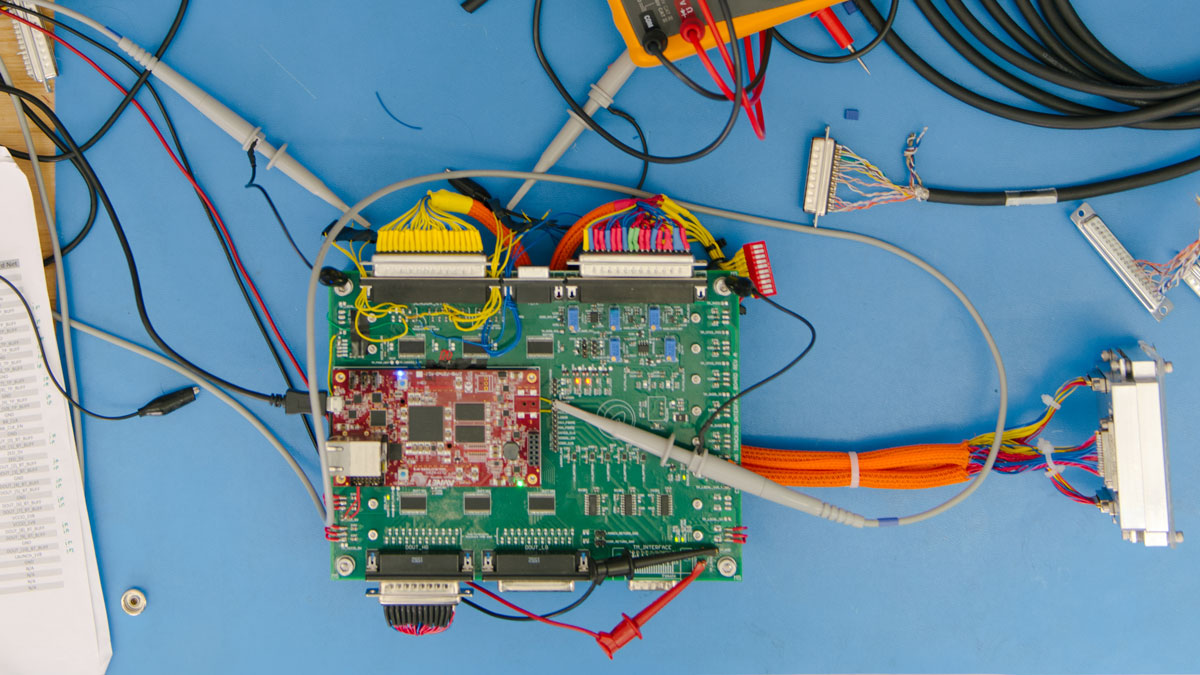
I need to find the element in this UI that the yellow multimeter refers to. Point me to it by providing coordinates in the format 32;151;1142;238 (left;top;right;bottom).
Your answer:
607;0;840;67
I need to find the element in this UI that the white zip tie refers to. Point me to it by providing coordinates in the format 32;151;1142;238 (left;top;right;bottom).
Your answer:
1041;393;1061;410
1037;438;1059;476
848;451;860;488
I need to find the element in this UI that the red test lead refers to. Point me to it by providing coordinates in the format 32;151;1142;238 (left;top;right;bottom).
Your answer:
595;560;708;658
813;7;870;74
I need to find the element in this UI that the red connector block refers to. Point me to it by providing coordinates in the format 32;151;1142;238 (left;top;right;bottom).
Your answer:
742;241;777;296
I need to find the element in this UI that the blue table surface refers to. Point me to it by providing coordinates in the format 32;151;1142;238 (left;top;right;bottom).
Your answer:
47;1;1200;673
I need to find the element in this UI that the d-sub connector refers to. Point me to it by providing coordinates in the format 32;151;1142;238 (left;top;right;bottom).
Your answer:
575;253;696;278
803;128;837;219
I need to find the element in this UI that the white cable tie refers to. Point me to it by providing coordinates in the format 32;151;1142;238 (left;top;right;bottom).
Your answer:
1041;393;1061;410
1037;438;1059;476
847;451;860;488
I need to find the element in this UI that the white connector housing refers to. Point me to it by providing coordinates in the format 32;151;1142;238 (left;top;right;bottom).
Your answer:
575;253;696;278
1184;262;1200;300
370;253;487;278
1094;344;1181;547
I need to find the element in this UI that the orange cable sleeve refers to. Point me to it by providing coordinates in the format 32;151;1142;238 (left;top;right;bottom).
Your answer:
467;200;531;268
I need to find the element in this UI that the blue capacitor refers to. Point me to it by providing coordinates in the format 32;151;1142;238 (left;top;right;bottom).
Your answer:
566;306;579;332
664;336;677;362
648;306;661;331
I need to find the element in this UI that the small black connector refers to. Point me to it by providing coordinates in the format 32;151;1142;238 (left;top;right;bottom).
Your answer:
591;547;718;582
137;387;200;417
639;11;668;56
460;0;490;13
445;170;493;203
319;267;351;288
728;275;757;298
283;389;327;415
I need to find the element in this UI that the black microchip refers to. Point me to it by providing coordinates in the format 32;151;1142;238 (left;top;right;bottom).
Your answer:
455;403;486;422
371;393;383;404
623;493;636;515
369;410;387;427
586;493;600;516
463;494;491;513
528;494;556;514
455;425;486;444
407;406;444;442
637;342;649;354
395;339;425;355
525;338;553;357
463;342;488;357
399;494;427;513
658;493;673;516
589;311;600;324
386;443;404;463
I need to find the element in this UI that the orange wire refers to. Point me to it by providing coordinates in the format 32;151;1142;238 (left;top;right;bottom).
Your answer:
741;443;971;489
467;200;531;267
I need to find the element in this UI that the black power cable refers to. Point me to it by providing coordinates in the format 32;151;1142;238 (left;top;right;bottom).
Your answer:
245;141;314;269
855;0;1200;130
532;0;744;164
697;281;815;455
4;4;320;447
0;83;278;403
604;105;648;191
0;0;190;162
0;274;199;420
770;0;899;65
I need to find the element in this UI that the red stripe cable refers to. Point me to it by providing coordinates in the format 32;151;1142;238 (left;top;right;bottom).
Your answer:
3;10;310;387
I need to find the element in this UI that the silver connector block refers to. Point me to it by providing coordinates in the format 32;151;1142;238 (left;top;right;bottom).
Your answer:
327;439;384;479
371;253;487;278
368;581;466;607
575;253;696;278
1184;262;1200;300
1094;343;1180;547
802;127;837;219
1070;203;1172;321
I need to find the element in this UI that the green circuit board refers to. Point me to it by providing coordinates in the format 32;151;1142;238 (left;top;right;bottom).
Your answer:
326;270;742;584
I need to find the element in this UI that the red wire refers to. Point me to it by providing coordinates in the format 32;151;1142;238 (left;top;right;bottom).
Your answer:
465;581;600;638
687;0;766;139
3;10;310;387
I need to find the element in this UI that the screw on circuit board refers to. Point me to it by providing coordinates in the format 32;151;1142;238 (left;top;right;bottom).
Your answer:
690;343;701;355
367;498;379;510
335;556;356;577
692;530;704;541
716;557;738;577
690;374;701;384
690;312;701;323
692;499;703;510
367;530;379;541
713;277;732;296
690;406;702;416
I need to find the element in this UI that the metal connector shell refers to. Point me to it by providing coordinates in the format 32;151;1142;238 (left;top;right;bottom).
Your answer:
802;131;837;217
368;581;465;606
1071;203;1172;320
371;253;487;278
1184;262;1200;300
496;580;577;592
575;253;696;279
1095;344;1180;547
326;439;384;479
